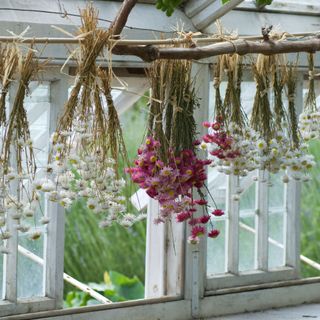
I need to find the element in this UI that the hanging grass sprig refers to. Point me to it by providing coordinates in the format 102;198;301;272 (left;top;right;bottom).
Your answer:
0;45;18;126
2;47;39;176
54;4;111;157
298;53;320;140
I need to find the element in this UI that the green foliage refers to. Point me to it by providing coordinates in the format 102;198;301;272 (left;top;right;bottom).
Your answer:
156;0;274;16
64;271;144;308
301;140;320;278
64;96;148;294
156;0;183;16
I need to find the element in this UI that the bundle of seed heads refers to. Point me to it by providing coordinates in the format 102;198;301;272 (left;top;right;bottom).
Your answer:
305;53;317;113
222;54;246;130
0;45;18;126
213;56;224;122
2;48;40;176
251;54;274;141
147;57;198;158
54;4;111;158
287;64;299;149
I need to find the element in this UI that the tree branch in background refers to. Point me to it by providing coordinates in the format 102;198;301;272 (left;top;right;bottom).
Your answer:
113;37;320;61
109;0;139;38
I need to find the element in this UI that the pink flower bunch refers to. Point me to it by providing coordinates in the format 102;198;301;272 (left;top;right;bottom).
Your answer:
202;120;241;160
127;136;223;243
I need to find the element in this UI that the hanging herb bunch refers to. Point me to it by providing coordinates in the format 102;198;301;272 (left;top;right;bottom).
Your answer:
299;53;320;140
284;64;315;181
249;54;291;173
202;54;259;177
0;45;51;248
41;5;136;229
127;57;222;244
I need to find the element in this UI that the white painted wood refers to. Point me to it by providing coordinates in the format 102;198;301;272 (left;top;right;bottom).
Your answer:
255;170;269;271
165;219;184;297
226;175;240;275
207;303;320;320
144;199;166;298
184;0;215;18
207;268;297;290
184;62;210;302
202;281;320;318
191;0;245;30
3;84;19;303
44;74;68;308
238;0;320;16
3;281;320;320
0;298;56;318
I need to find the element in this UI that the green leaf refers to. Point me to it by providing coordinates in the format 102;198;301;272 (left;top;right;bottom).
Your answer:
109;271;144;300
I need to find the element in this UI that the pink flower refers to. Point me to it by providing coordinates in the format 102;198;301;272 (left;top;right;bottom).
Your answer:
188;235;200;245
211;122;221;131
212;209;224;216
191;225;205;237
193;199;207;206
208;229;220;238
202;121;211;128
176;211;191;222
199;215;210;224
188;218;199;226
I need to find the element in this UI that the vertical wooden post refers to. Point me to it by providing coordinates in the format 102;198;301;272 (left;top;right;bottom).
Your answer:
3;84;19;302
144;199;166;298
284;72;303;275
183;62;210;318
226;175;240;274
44;74;68;308
255;170;269;271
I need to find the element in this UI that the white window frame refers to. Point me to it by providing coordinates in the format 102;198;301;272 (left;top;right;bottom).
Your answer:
1;63;320;320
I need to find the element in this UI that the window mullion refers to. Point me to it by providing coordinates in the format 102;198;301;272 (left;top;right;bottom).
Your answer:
44;74;69;307
3;83;20;302
254;170;269;271
226;174;240;274
284;72;303;274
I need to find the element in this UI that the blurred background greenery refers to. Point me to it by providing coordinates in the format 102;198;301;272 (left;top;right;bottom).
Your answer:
301;139;320;278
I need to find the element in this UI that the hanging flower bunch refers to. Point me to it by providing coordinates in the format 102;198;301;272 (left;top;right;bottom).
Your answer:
202;119;259;176
202;55;259;176
45;5;134;228
128;55;224;244
299;54;320;141
127;136;221;244
0;46;48;249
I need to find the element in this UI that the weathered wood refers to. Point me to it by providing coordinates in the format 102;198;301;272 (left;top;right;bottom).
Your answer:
255;170;269;271
226;175;240;275
109;0;139;37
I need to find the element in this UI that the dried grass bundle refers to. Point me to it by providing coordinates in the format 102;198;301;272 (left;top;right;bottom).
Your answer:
305;53;317;113
2;48;40;175
213;56;224;122
99;67;129;168
147;57;198;158
222;54;246;129
251;54;274;141
55;4;111;155
287;64;299;149
0;45;18;125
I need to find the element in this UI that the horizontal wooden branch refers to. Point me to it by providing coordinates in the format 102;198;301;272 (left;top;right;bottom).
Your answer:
114;37;320;61
109;0;139;37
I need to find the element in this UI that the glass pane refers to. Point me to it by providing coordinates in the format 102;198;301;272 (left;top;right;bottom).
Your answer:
17;233;44;298
268;173;285;269
207;220;226;275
